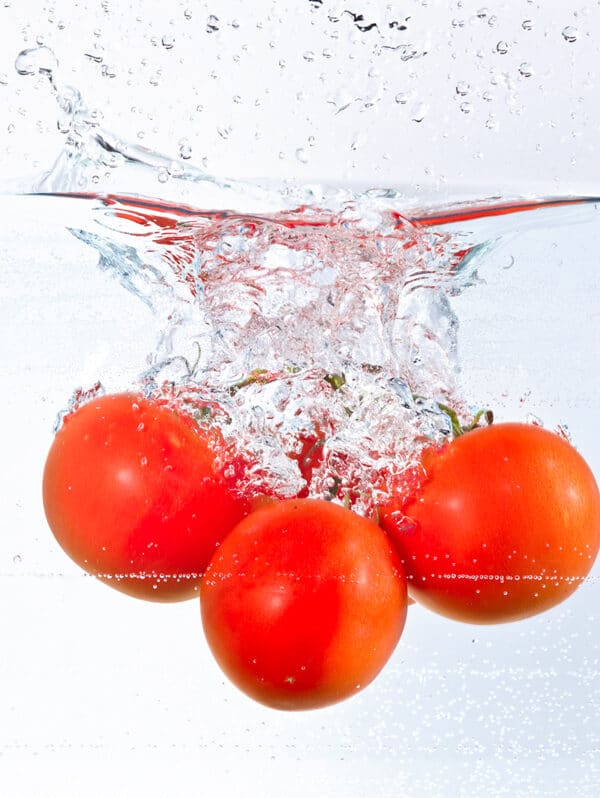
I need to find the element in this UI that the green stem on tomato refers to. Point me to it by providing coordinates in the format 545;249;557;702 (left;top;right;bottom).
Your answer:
436;403;494;437
324;372;346;390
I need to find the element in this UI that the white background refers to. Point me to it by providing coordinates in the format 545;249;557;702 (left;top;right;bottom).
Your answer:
1;2;600;797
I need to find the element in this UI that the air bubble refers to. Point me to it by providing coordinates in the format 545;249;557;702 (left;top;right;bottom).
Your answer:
460;101;473;114
455;81;470;96
295;148;309;163
303;51;315;62
183;8;192;20
395;91;410;105
496;41;509;55
13;554;22;564
157;167;170;183
522;19;533;31
161;35;175;50
562;25;578;43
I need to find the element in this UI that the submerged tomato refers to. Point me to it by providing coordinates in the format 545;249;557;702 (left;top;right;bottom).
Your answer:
201;498;408;710
43;393;249;601
379;422;600;624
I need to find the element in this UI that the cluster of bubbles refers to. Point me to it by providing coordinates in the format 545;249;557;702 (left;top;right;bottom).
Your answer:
98;200;477;514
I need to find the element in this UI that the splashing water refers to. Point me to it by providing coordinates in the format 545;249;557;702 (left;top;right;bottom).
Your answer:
6;46;600;511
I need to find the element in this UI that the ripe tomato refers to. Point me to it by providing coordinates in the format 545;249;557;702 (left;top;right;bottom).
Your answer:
43;393;250;601
201;498;407;710
378;422;600;624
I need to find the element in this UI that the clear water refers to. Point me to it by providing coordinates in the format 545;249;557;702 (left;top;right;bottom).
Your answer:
2;36;600;798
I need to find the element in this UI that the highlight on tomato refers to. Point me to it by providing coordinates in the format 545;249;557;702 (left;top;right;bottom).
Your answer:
201;498;408;710
378;421;600;624
43;392;250;601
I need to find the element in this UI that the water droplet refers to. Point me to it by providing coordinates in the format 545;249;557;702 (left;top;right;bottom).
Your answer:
206;14;219;33
183;8;192;20
519;62;533;78
295;147;308;164
13;554;22;564
161;35;175;50
15;46;58;77
460;101;473;114
168;161;184;178
496;41;509;55
303;50;315;62
395;91;410;105
178;139;192;159
411;101;428;123
157;167;169;183
455;81;470;96
0;73;8;85
562;25;578;43
522;19;533;31
476;7;488;19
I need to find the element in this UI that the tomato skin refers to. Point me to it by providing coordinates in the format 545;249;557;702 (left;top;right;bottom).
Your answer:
201;498;407;710
43;393;250;601
379;423;600;624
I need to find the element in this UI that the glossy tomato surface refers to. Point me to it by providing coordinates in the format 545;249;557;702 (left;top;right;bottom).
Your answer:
43;393;249;601
201;498;408;710
379;422;600;624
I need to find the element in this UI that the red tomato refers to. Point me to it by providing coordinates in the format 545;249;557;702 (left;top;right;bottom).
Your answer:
43;393;250;601
201;498;408;710
379;422;600;624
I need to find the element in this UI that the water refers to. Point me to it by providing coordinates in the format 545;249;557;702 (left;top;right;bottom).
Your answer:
2;40;600;798
7;45;600;510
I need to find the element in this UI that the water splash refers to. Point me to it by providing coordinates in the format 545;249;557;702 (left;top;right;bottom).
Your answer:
7;46;600;511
